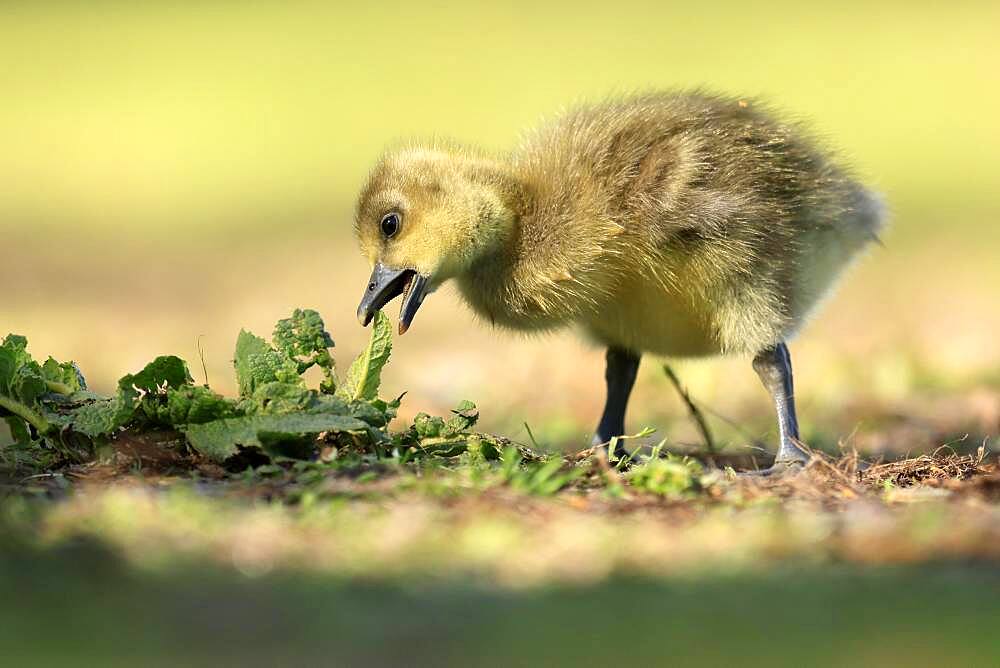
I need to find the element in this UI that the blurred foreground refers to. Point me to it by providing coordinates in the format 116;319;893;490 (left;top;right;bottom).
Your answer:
3;447;1000;666
4;553;998;666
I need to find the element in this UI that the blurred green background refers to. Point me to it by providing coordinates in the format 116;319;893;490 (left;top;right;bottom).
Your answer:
2;0;998;449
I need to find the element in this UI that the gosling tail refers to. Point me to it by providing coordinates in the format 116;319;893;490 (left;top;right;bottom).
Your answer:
785;184;888;335
848;185;888;245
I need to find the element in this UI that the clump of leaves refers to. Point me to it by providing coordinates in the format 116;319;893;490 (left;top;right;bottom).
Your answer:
1;334;94;461
192;309;394;462
1;307;536;480
392;400;491;458
1;309;405;467
234;308;344;397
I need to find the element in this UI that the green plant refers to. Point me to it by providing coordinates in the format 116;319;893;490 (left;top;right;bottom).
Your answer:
625;447;705;498
499;446;584;496
0;310;405;465
607;426;655;470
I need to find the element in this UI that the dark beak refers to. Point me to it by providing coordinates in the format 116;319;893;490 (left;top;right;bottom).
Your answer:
357;263;430;335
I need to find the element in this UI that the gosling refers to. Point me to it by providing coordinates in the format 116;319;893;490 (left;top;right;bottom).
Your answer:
354;91;884;471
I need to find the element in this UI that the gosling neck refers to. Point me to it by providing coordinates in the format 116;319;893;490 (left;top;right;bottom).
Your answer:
453;159;549;327
453;157;529;273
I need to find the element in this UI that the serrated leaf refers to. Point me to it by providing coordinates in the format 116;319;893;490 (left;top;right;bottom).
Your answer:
239;383;353;418
233;330;301;397
273;309;335;365
235;330;267;394
184;413;371;462
69;398;130;439
160;385;238;425
273;309;338;393
336;311;392;402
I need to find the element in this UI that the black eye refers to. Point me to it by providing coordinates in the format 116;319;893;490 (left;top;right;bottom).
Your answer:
380;212;401;238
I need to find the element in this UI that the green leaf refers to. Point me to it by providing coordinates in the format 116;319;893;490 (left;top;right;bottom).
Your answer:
115;356;195;429
273;309;335;366
41;358;86;393
0;336;45;407
465;434;503;461
369;394;402;424
0;352;15;401
347;399;394;428
244;382;316;415
0;335;32;397
233;330;301;397
273;309;338;393
118;356;192;394
4;416;31;448
64;356;195;439
240;383;357;418
0;335;66;436
69;398;130;439
443;400;479;436
336;311;392;402
0;334;31;396
11;364;48;407
184;413;371;462
160;385;238;426
234;330;269;396
413;413;445;439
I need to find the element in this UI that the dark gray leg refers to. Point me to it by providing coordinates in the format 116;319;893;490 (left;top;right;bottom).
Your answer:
592;347;641;449
752;342;809;467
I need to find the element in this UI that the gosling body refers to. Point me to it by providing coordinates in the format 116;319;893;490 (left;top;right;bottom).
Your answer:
354;91;884;469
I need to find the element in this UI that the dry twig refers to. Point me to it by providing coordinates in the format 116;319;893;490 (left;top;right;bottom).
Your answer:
662;364;717;455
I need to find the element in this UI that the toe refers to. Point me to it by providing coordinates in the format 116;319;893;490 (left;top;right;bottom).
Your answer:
739;458;807;478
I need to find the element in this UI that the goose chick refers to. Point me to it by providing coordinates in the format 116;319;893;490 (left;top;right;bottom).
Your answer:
354;91;884;470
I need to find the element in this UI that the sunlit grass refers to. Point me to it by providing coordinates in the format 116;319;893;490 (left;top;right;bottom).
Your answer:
1;453;993;585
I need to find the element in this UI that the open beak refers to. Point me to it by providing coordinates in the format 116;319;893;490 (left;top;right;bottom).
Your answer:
356;263;430;335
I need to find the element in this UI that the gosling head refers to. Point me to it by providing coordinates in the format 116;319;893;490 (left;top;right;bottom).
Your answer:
354;146;519;334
